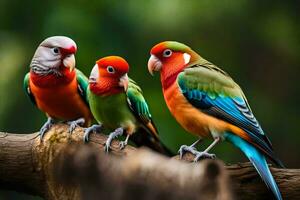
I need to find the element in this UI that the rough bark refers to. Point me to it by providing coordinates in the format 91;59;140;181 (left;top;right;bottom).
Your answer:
0;124;299;200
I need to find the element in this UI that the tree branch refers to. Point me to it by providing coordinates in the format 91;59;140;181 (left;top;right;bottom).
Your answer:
0;124;299;199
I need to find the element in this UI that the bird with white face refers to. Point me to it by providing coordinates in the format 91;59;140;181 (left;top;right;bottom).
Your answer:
24;36;93;140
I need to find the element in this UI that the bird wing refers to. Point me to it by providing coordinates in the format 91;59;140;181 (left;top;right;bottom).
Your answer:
126;78;173;155
177;63;283;166
76;69;90;107
126;78;159;141
23;72;36;105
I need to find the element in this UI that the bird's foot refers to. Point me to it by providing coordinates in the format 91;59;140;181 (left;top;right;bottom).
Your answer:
119;141;128;150
83;124;102;143
178;144;198;159
193;152;216;162
40;118;55;141
178;144;216;162
119;135;130;150
104;127;124;152
67;118;85;134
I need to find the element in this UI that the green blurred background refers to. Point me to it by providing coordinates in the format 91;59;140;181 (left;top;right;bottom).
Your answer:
0;0;299;199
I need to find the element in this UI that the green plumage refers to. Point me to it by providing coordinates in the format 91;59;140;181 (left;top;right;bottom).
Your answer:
158;41;283;199
88;78;156;136
174;44;282;166
178;63;246;100
75;69;90;106
23;72;36;105
88;88;136;130
126;79;155;130
87;76;173;155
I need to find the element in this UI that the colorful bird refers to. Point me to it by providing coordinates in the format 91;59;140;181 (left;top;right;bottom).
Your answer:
84;56;171;155
148;41;283;200
24;36;93;140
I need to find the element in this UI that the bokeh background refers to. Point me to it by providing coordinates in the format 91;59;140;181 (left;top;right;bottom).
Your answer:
0;0;299;199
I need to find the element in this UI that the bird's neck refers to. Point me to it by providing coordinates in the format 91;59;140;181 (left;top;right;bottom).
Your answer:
160;56;186;90
160;53;205;91
161;70;183;91
89;78;123;96
30;67;76;88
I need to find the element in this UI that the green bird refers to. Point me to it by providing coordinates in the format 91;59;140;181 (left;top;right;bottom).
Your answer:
84;56;171;155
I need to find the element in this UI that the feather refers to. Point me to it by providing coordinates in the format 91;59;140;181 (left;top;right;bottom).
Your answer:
225;133;282;200
23;72;36;105
126;78;159;141
177;63;283;167
76;69;90;107
126;78;173;155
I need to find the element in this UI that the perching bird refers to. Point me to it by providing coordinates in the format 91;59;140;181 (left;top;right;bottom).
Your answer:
84;56;171;155
24;36;93;140
148;41;283;200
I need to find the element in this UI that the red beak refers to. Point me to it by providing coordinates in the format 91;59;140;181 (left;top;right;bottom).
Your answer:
61;46;77;56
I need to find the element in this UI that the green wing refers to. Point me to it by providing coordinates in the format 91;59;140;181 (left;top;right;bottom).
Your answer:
177;63;284;166
76;69;89;107
23;72;36;105
179;63;245;99
126;78;159;141
126;78;173;155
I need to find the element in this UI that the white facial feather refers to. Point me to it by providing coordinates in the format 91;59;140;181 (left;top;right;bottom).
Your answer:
183;53;191;65
30;36;77;75
89;64;99;83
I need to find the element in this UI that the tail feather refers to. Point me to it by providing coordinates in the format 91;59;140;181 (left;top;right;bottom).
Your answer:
225;133;282;200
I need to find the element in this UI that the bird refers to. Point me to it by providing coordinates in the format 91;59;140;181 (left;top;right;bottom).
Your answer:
84;56;172;155
24;36;93;140
147;41;283;200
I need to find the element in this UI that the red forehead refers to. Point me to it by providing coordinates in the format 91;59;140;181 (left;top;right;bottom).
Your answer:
96;56;129;72
150;42;167;55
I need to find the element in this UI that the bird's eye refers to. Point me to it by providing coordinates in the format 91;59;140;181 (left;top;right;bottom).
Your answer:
107;66;115;73
52;47;60;54
163;49;172;57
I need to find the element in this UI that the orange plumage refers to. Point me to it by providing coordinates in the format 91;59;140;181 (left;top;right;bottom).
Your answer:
29;70;92;126
164;81;249;140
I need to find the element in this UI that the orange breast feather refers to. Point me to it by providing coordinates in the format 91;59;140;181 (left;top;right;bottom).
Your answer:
163;82;248;140
29;76;92;125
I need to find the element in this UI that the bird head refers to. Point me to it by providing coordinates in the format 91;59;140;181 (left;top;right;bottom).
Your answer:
147;41;200;78
89;56;129;92
30;36;77;75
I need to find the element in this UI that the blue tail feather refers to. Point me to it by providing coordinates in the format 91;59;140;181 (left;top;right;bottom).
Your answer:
224;133;282;200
